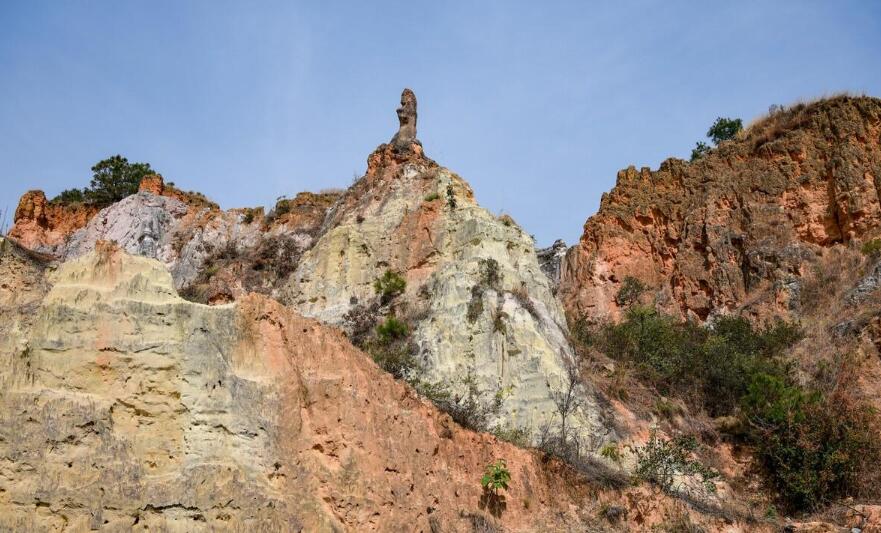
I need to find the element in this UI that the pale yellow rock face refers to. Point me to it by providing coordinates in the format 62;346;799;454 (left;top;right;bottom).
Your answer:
0;244;299;531
286;148;607;443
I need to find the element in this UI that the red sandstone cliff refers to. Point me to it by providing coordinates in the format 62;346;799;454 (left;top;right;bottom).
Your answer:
560;95;881;322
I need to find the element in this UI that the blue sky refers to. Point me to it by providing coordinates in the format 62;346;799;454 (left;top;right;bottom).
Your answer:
1;1;880;245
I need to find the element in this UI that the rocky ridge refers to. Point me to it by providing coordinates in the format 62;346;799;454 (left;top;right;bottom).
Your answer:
560;95;881;322
284;92;604;444
7;91;881;531
8;90;609;448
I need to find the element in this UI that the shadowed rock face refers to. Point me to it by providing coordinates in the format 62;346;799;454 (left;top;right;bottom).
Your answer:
390;88;418;147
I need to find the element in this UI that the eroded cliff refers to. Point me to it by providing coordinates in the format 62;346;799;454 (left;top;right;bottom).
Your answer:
0;242;758;532
560;95;881;322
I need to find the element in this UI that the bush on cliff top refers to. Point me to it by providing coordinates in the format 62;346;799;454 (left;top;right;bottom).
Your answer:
50;155;156;207
690;116;743;161
51;188;86;204
706;117;743;145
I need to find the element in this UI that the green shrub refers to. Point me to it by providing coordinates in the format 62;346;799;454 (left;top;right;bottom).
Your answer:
588;306;881;511
690;141;711;161
861;238;881;257
742;370;881;512
368;339;418;379
376;316;408;343
597;306;692;387
466;259;502;323
446;184;457;209
479;258;501;290
265;197;292;223
594;308;800;416
633;431;719;495
367;316;417;379
707;117;743;144
481;459;511;494
599;442;622;464
424;192;440;202
48;155;156;207
689;117;742;162
374;270;406;303
51;188;86;204
491;425;530;447
466;286;485;323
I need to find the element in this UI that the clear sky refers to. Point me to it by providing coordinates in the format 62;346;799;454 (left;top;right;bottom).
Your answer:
1;1;880;245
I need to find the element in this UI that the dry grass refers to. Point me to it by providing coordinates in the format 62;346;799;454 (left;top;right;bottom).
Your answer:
742;92;868;151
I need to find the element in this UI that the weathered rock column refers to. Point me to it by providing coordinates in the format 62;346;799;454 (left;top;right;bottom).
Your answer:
390;88;418;147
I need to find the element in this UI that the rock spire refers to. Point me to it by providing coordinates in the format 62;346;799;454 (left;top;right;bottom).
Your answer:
390;88;418;147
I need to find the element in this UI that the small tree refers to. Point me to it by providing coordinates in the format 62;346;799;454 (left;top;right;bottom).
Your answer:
706;117;743;144
446;184;457;209
690;141;711;162
551;351;583;449
633;431;719;495
690;117;743;161
85;155;155;206
376;316;408;343
615;276;646;307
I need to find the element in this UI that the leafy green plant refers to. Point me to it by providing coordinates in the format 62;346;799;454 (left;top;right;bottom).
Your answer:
415;372;502;433
241;209;256;224
600;442;622;464
368;340;418;380
466;259;502;323
479;258;501;290
593;308;800;416
51;188;86;204
367;316;417;379
466;286;485;323
585;304;881;511
47;155;157;207
689;117;742;161
481;459;511;494
491;425;530;447
265;197;292;223
424;192;440;202
376;316;408;343
690;141;711;161
374;270;406;304
742;367;881;512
